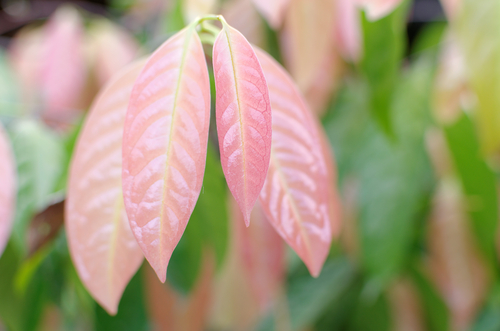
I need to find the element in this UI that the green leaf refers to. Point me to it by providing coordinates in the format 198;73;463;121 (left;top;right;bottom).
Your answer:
324;57;435;283
95;266;148;331
443;113;498;266
360;0;409;135
8;119;66;253
257;258;355;331
167;144;228;293
348;293;391;331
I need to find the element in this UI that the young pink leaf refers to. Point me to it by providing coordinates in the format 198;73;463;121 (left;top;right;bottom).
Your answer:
0;124;16;257
87;19;140;87
213;21;272;226
281;0;336;91
251;0;290;29
335;0;362;62
256;48;337;277
232;198;285;311
122;26;211;283
41;5;86;123
66;59;146;315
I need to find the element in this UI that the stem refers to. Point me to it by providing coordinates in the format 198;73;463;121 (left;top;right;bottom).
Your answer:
192;15;223;46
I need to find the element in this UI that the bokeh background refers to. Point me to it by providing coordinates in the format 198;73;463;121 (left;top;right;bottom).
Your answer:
1;0;500;330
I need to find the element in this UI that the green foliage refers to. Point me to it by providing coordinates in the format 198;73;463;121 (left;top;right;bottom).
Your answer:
444;114;499;267
360;0;409;135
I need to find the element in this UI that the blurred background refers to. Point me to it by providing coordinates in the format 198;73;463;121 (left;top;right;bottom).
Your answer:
1;0;500;330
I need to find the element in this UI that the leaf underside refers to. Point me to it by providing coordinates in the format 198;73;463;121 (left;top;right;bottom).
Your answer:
66;60;146;315
255;48;337;277
122;27;211;283
213;23;272;226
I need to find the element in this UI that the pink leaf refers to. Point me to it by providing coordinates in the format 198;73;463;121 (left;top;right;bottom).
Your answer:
280;0;336;91
335;0;362;62
0;124;16;257
41;5;86;123
66;59;147;315
87;19;140;87
256;48;338;277
251;0;290;29
232;198;285;311
122;26;211;282
213;21;272;226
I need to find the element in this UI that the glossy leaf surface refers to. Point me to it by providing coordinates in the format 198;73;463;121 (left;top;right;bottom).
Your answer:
213;22;272;226
255;48;336;277
0;124;16;257
67;60;146;314
251;0;290;29
122;26;210;282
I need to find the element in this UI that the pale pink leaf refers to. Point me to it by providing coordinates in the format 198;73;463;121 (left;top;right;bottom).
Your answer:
335;0;362;62
41;5;86;122
355;0;404;21
281;0;336;91
213;21;272;226
251;0;290;29
66;59;147;315
122;27;211;282
0;124;16;257
87;19;140;87
232;198;285;311
256;48;336;277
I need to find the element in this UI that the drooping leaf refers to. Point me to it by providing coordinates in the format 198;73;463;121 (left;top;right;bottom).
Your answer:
9;119;66;253
280;0;336;92
0;123;16;257
41;5;86;124
355;0;405;21
360;0;408;134
67;60;147;314
251;0;290;29
122;26;211;282
213;20;272;226
232;198;285;310
255;48;337;277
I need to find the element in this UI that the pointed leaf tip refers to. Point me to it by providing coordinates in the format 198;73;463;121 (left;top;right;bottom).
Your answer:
213;23;272;227
256;48;338;277
122;27;211;282
0;124;16;257
66;59;147;315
